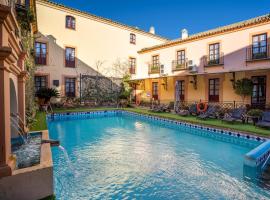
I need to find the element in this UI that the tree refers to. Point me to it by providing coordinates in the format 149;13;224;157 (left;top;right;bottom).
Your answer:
234;78;253;103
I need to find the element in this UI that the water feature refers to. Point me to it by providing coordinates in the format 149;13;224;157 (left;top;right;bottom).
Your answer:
58;145;78;177
48;113;270;199
10;116;27;144
12;133;42;169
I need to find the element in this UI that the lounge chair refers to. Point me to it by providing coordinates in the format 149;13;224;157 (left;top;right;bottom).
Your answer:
189;104;198;116
197;105;219;120
178;109;190;116
163;102;175;112
256;112;270;128
222;108;246;123
150;104;164;112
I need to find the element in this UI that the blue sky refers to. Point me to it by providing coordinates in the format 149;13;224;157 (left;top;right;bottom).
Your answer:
52;0;270;39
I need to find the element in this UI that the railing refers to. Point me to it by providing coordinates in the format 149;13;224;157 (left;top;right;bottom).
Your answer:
204;53;224;67
176;100;245;110
35;54;47;65
0;0;28;13
148;63;160;74
129;67;136;74
172;59;187;71
246;45;270;61
65;59;75;68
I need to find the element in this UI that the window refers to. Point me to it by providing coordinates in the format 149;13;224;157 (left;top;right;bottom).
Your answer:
176;80;185;101
252;33;267;59
177;50;185;64
129;57;136;74
209;43;220;64
34;76;47;92
152;82;158;100
152;55;159;67
251;76;266;108
130;33;136;44
209;78;220;102
65;47;75;68
35;42;47;65
65;78;76;97
66;16;76;29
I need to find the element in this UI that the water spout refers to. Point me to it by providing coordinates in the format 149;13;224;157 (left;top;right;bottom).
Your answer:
58;145;78;177
42;139;60;147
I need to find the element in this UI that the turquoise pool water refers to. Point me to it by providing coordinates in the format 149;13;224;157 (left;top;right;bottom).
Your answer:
48;113;270;199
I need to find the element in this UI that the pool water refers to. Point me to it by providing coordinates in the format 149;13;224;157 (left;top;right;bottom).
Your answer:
48;114;270;199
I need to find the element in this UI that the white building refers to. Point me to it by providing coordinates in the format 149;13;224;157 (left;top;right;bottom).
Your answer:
35;0;168;97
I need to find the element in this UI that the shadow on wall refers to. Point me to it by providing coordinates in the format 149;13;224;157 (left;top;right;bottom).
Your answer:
170;39;270;106
35;32;129;102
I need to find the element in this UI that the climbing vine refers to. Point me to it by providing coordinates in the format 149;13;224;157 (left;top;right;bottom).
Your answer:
17;8;37;126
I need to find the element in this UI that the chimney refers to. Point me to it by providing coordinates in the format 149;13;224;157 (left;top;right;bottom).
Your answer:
149;26;155;34
181;29;188;39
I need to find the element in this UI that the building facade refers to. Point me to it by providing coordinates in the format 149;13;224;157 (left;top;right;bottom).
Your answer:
132;14;270;108
0;0;37;178
35;0;167;98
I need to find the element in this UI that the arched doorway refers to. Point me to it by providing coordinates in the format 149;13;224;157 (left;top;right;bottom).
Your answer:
10;78;18;138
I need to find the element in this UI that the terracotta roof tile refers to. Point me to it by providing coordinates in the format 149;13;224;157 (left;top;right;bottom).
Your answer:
139;13;270;53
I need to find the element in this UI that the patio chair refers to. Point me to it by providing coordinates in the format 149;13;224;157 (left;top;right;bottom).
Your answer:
197;105;219;120
222;108;246;123
189;104;198;116
256;111;270;128
163;102;175;112
150;104;164;112
177;109;190;116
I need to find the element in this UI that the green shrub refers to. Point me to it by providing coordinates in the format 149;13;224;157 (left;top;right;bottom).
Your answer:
247;109;263;117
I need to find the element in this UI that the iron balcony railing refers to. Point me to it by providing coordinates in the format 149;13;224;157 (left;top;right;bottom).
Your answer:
129;67;136;74
204;52;224;67
0;0;28;12
246;45;270;61
172;59;188;71
35;54;47;65
148;63;160;74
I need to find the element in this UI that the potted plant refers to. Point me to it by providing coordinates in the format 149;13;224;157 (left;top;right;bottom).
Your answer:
234;78;253;104
36;88;60;110
247;109;263;124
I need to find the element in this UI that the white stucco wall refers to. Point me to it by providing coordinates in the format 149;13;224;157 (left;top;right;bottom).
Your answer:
35;0;167;95
134;22;270;80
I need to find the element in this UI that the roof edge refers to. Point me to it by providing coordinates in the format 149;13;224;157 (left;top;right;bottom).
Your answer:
36;0;169;41
139;13;270;53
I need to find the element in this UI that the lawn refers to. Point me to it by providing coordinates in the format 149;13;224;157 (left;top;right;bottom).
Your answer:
30;107;270;137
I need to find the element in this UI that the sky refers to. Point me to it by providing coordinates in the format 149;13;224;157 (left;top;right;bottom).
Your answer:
52;0;270;39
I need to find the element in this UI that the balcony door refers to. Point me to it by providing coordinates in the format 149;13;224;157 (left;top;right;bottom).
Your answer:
209;78;219;102
152;82;159;100
251;76;266;108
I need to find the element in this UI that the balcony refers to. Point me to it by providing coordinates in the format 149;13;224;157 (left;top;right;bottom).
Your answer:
65;59;75;68
204;53;224;67
172;59;187;71
148;63;160;74
246;45;270;62
35;54;47;65
129;67;136;74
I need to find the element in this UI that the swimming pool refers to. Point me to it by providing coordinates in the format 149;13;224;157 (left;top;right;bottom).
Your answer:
48;111;270;199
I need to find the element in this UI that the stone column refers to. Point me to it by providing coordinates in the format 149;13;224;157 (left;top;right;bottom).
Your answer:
0;48;12;178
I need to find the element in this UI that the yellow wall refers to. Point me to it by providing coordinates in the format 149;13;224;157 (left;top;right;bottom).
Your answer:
136;71;270;105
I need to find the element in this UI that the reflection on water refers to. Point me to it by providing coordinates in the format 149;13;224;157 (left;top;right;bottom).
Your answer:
49;116;270;200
